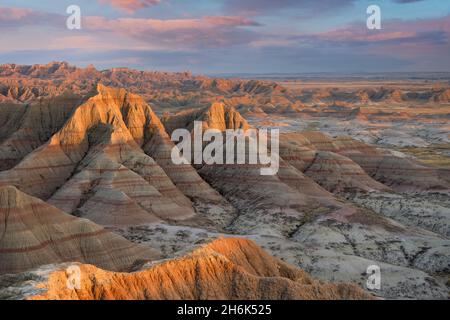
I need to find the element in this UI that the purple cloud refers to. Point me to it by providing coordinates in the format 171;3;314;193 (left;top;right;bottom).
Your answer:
314;15;450;44
393;0;426;3
0;4;448;73
0;7;62;27
222;0;357;16
97;0;161;13
84;15;262;48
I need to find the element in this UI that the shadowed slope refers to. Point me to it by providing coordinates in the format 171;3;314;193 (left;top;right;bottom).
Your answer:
130;97;226;204
164;102;250;134
17;238;373;300
0;85;197;224
280;132;390;193
332;135;449;192
0;185;159;275
0;95;82;171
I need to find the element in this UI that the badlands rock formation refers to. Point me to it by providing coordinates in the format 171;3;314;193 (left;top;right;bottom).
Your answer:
0;62;448;300
331;135;448;192
280;132;390;193
1;238;373;300
0;94;83;171
163;102;250;133
160;103;449;300
0;84;199;224
0;185;158;275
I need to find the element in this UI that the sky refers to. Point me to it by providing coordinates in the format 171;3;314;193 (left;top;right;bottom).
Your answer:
0;0;449;74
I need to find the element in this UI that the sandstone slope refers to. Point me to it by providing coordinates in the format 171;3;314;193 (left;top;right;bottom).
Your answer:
1;238;374;300
0;85;201;226
0;185;159;275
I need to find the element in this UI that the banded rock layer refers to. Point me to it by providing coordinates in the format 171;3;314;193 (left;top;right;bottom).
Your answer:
0;76;448;299
0;185;158;275
0;85;207;226
3;238;374;300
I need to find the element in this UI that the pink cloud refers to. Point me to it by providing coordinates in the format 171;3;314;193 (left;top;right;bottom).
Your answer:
299;15;450;64
319;29;417;42
316;15;450;43
0;7;31;20
85;16;260;31
0;5;262;50
98;0;161;13
0;7;61;27
84;15;261;48
223;0;356;17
